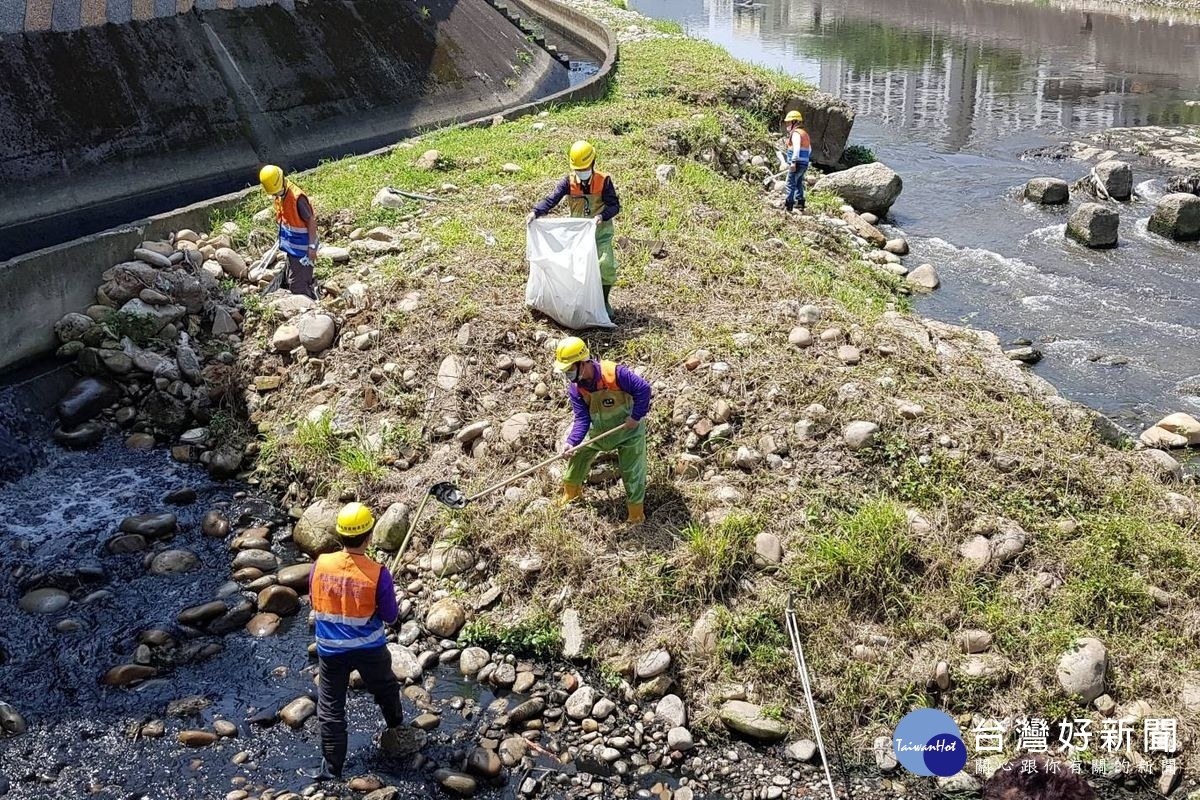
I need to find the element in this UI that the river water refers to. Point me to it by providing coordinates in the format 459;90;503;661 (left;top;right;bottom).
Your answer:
634;0;1200;432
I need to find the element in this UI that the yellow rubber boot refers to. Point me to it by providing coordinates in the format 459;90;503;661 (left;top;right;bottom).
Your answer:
561;482;583;504
626;503;645;525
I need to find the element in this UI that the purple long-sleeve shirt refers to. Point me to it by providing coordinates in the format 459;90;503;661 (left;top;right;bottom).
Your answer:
532;174;621;221
308;559;399;624
566;360;652;446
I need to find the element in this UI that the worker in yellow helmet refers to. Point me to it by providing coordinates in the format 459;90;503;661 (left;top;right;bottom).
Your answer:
781;110;811;214
554;336;652;524
259;165;318;298
526;141;623;318
302;503;422;780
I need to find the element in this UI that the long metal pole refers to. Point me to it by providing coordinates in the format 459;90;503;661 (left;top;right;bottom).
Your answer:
786;595;838;800
388;489;434;575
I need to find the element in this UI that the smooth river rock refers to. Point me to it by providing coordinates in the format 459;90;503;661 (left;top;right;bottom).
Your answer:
293;499;341;556
719;700;788;741
1057;637;1107;702
279;696;317;728
19;588;70;614
246;613;282;637
149;549;198;575
57;378;118;427
119;512;178;539
257;585;300;616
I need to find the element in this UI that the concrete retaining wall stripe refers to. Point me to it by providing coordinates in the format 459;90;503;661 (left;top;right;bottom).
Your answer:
24;0;53;31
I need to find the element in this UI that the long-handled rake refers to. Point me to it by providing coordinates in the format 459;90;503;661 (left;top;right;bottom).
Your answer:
427;426;626;511
786;593;840;800
386;426;627;574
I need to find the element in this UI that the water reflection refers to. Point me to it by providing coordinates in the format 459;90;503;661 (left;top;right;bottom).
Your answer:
633;0;1200;151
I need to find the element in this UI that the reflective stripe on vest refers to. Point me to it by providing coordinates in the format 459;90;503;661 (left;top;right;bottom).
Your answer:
787;130;811;169
310;552;385;654
567;170;609;219
577;360;632;420
274;185;311;258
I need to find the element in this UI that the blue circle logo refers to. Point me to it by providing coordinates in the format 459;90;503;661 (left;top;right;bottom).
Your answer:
892;709;967;777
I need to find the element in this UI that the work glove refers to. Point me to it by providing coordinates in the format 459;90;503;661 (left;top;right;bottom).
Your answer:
299;256;314;268
525;212;536;226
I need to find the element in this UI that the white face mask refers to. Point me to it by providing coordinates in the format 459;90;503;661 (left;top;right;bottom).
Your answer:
575;169;593;181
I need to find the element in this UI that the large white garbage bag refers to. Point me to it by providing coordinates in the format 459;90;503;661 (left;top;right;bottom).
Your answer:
525;218;615;330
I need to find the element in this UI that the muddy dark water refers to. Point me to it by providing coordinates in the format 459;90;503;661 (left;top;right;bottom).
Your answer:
0;371;523;799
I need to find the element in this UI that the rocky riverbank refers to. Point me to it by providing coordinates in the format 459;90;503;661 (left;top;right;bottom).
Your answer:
1025;125;1200;176
5;12;1200;800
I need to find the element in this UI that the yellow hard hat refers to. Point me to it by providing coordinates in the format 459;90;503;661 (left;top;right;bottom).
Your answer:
553;336;590;372
259;164;285;195
335;502;375;538
784;110;804;123
569;140;596;171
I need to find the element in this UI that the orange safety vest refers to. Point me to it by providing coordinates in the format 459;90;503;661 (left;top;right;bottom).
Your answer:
566;170;610;220
310;551;385;655
273;183;312;258
576;360;633;421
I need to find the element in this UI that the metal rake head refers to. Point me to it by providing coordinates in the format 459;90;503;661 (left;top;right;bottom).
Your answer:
430;481;467;509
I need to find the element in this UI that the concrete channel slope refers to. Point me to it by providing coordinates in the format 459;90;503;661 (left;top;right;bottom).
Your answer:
0;0;571;260
0;0;617;374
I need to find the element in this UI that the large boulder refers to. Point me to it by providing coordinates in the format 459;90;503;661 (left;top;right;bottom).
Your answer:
782;93;854;167
1093;160;1133;201
1139;412;1200;449
159;271;206;314
1148;193;1200;242
1066;203;1118;248
293;499;341;556
813;162;903;216
57;378;118;427
214;248;248;279
1024;177;1069;205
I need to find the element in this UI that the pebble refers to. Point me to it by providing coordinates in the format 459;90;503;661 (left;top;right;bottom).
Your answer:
655;695;687;728
178;730;217;747
592;698;617;720
667;727;694;751
788;326;812;347
412;713;441;730
635;649;671;679
435;769;478;795
246;613;281;637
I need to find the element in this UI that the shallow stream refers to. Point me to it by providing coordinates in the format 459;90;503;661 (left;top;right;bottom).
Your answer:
634;0;1200;432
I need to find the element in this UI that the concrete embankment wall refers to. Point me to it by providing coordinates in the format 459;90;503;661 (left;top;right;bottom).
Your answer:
0;0;570;261
0;0;617;375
